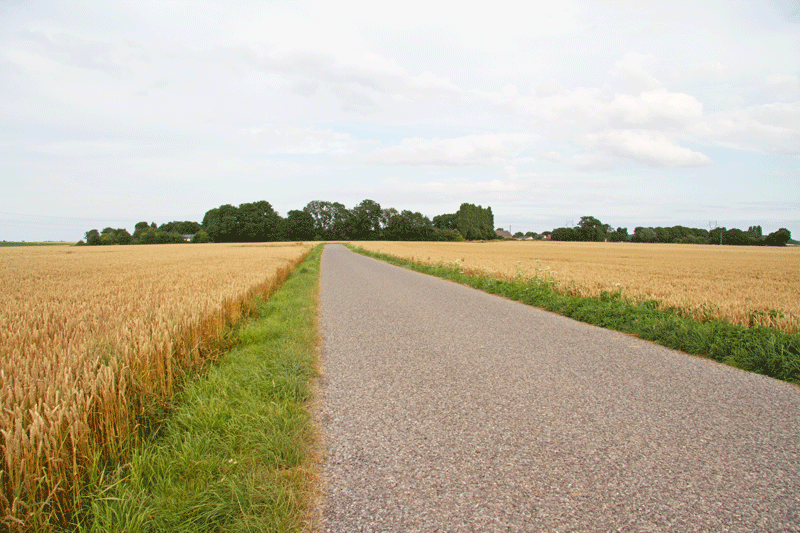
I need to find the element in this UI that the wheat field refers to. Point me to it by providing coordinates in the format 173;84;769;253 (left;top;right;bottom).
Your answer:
353;241;800;333
0;242;313;529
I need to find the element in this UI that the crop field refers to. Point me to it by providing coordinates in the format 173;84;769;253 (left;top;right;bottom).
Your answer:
352;241;800;333
0;242;313;529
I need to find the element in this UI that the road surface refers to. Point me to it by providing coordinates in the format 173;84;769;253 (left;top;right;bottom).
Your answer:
316;244;800;532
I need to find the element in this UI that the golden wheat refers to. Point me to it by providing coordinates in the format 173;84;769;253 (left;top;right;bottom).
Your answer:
353;241;800;333
0;242;313;529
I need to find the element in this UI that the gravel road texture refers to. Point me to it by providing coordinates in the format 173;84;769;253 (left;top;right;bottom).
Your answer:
316;244;800;532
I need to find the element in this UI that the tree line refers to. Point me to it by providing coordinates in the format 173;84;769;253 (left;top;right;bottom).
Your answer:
79;201;498;244
80;221;209;245
548;216;792;246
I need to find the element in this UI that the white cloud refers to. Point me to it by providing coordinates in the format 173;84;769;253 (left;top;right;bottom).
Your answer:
610;89;704;128
587;129;713;167
693;101;800;154
409;71;463;98
612;52;663;94
363;134;534;166
244;126;376;155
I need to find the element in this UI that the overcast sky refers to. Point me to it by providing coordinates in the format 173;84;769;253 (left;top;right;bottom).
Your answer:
1;0;798;241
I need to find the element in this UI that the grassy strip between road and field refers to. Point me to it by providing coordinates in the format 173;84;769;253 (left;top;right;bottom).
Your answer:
77;244;323;533
347;244;800;386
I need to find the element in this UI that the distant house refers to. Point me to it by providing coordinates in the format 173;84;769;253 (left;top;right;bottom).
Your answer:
495;229;513;239
182;234;195;242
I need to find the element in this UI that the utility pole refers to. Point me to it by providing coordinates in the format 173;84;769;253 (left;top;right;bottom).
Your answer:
709;221;722;244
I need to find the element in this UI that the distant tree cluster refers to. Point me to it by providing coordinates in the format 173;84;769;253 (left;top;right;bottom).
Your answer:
79;221;208;245
202;200;492;242
549;218;792;246
80;206;791;247
79;200;499;245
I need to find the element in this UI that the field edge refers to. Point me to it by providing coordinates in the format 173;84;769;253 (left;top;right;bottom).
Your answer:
74;244;324;532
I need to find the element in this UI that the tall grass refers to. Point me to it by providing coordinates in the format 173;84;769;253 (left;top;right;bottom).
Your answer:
349;245;800;385
77;244;323;532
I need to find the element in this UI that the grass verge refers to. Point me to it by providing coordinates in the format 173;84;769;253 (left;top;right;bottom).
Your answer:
76;244;323;532
348;244;800;386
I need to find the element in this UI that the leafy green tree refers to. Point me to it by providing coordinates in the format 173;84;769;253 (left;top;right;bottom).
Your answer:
139;229;157;244
132;222;151;241
653;227;671;243
383;210;435;240
380;207;399;231
765;228;791;246
551;227;578;241
350;199;383;240
114;228;132;245
303;200;351;240
708;227;726;245
631;227;657;243
722;228;753;246
159;221;202;235
85;229;101;246
577;216;608;242
454;203;495;240
748;225;763;240
282;209;316;241
237;201;281;241
327;202;352;240
191;230;211;243
607;227;628;242
202;204;239;242
433;213;458;231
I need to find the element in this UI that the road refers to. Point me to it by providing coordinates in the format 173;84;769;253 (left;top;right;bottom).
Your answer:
316;244;800;532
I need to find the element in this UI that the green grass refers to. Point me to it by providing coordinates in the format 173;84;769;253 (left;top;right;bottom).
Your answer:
77;245;323;533
347;244;800;386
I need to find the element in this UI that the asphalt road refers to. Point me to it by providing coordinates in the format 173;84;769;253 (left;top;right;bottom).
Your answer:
315;244;800;532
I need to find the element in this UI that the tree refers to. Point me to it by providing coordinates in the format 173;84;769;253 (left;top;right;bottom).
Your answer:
236;201;281;241
159;221;202;235
114;228;132;245
433;213;458;231
380;207;399;232
765;228;791;247
454;203;495;240
748;226;763;240
577;216;608;242
383;210;435;240
133;222;151;241
350;199;382;240
631;227;657;243
303;200;351;240
607;227;628;242
191;230;211;243
551;227;578;241
708;227;726;245
282;209;316;241
85;229;101;246
202;204;239;242
721;228;751;245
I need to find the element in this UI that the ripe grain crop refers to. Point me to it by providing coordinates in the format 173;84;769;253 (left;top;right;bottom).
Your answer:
352;241;800;333
0;242;313;530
